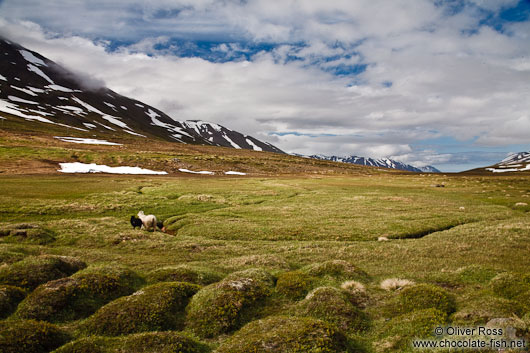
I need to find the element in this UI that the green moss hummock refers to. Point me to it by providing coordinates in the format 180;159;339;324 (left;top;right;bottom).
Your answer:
215;315;357;353
53;331;210;353
396;284;457;316
302;260;369;282
452;294;526;326
276;270;315;300
294;286;369;334
0;223;56;245
0;319;70;353
15;269;140;322
0;284;26;318
186;268;275;338
490;272;530;300
375;308;448;352
81;282;200;336
0;255;86;290
147;264;223;285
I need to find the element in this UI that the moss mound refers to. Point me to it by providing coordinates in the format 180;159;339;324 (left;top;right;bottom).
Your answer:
74;264;145;289
452;294;526;325
216;315;356;353
490;272;530;299
294;286;369;333
0;285;26;318
455;265;497;284
515;290;530;312
15;269;140;322
376;309;447;352
276;270;315;299
302;260;368;281
54;332;209;353
0;255;86;290
0;224;56;245
186;268;275;338
397;284;456;316
81;282;200;336
0;250;27;265
147;265;223;285
0;319;69;353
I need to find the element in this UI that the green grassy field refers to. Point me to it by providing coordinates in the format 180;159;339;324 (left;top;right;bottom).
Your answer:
0;131;529;352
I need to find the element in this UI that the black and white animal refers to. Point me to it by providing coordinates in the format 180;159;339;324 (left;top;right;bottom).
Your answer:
137;211;158;231
130;216;142;229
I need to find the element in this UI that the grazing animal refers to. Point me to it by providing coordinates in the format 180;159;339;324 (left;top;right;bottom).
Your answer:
130;216;142;229
137;211;158;232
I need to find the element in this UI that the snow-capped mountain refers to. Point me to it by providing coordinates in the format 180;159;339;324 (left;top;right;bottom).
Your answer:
417;165;441;173
0;38;283;153
484;152;530;173
308;155;441;173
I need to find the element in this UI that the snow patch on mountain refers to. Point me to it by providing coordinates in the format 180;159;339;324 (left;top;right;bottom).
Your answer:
246;138;263;151
11;85;38;96
8;95;39;105
27;64;54;84
19;50;47;67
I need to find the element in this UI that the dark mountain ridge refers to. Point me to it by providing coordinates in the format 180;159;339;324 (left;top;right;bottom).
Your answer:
0;37;283;153
308;154;441;173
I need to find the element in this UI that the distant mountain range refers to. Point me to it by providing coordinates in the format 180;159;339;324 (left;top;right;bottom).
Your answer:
0;37;283;153
306;155;441;173
484;152;530;173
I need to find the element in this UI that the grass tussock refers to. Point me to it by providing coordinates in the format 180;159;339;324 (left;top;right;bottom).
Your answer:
379;278;415;291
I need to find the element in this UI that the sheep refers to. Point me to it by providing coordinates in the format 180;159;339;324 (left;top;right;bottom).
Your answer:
130;216;142;229
137;211;158;232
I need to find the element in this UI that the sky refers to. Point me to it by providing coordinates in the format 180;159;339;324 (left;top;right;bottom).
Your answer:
0;0;529;172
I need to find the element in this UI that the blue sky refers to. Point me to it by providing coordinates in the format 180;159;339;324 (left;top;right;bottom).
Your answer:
1;0;529;171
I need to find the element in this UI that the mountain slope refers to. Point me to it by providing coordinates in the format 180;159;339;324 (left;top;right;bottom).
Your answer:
0;38;282;153
309;155;440;173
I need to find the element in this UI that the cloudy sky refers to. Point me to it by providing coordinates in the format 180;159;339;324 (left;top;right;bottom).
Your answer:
1;0;529;171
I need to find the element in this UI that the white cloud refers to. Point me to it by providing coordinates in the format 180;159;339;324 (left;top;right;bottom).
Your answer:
0;0;529;171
